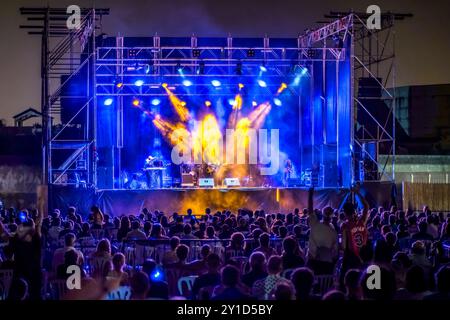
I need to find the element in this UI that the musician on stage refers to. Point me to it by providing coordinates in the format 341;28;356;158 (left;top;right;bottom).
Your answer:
284;159;293;187
143;155;164;188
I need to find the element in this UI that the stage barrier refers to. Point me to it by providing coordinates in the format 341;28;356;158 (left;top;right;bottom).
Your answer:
50;183;395;217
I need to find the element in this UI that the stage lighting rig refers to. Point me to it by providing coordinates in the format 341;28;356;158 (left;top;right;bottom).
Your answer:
247;49;255;57
192;49;201;57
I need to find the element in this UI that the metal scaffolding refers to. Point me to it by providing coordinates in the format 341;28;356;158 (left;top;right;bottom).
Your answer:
20;7;110;188
302;12;412;183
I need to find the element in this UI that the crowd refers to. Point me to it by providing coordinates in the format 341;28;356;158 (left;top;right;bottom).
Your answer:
0;185;449;301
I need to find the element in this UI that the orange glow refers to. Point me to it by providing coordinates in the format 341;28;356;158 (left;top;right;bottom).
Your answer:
277;82;288;95
162;84;190;122
192;114;222;165
232;94;243;110
132;99;141;107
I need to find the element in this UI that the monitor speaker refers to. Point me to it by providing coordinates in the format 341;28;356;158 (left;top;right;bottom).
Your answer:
224;178;240;187
198;178;214;188
181;174;195;187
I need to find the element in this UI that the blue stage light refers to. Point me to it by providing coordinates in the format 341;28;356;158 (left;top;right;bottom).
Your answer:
182;80;193;87
151;98;161;106
211;80;221;87
273;98;282;106
257;80;267;88
301;67;308;75
150;267;163;282
134;79;144;87
260;65;267;72
103;98;113;106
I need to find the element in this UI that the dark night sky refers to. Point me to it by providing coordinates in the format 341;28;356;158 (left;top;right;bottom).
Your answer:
0;0;449;124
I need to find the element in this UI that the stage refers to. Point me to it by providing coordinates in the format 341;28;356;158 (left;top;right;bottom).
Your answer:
49;182;398;217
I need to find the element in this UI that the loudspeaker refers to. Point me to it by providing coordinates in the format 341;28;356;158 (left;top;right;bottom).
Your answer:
224;178;240;187
323;162;338;187
97;166;113;189
181;174;195;187
198;178;214;188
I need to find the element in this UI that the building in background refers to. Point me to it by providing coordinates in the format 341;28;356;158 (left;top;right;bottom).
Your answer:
380;84;450;183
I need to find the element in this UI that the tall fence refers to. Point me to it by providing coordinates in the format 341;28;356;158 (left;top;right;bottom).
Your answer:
402;182;450;211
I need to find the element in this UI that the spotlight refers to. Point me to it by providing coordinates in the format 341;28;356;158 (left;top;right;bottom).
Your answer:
301;67;308;76
134;80;144;87
205;100;212;107
257;80;267;88
228;99;236;106
181;101;187;107
182;80;193;87
115;80;123;89
277;82;288;94
211;80;221;87
273;98;282;106
260;65;267;72
162;83;168;88
103;98;113;106
238;83;244;90
132;98;141;107
151;98;161;106
252;101;258;107
155;114;161;120
176;62;183;74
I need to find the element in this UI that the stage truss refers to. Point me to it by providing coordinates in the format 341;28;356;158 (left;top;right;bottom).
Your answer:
20;8;410;189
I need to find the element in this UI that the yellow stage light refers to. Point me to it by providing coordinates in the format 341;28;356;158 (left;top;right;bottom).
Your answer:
205;100;212;107
132;99;140;107
277;82;288;95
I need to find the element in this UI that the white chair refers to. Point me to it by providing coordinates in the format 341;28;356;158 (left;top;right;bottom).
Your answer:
177;275;198;297
230;256;249;274
49;279;70;300
124;247;136;268
314;274;336;296
106;286;131;300
281;268;295;279
189;246;203;262
0;269;13;300
91;229;104;240
89;256;111;277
